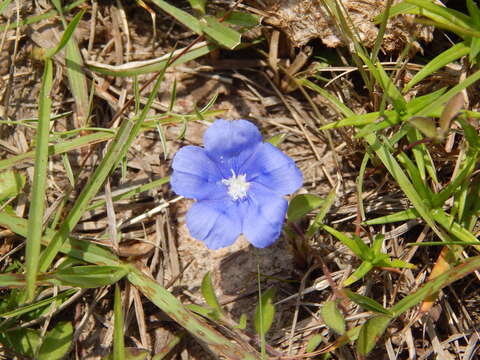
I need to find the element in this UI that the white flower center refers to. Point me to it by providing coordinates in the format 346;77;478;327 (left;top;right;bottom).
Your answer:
222;169;250;200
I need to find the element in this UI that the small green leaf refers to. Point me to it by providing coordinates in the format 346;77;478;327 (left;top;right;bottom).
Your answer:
344;290;392;315
322;225;369;259
0;170;25;202
266;133;286;147
188;0;206;15
371;234;384;255
254;287;276;336
38;321;73;360
287;194;324;222
236;314;247;330
306;334;323;352
201;272;222;314
306;185;338;237
344;261;373;286
356;315;390;356
321;300;346;335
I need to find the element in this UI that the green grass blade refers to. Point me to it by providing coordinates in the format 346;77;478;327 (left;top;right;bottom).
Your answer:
390;255;480;317
0;0;86;31
149;0;202;34
87;176;170;211
356;153;370;220
61;153;75;187
431;209;480;247
38;117;134;272
0;212;119;266
417;68;480;117
49;265;128;288
201;15;241;49
113;284;125;360
356;52;406;112
0;0;13;15
86;42;217;77
344;261;374;286
405;127;426;180
433;152;477;207
25;58;53;301
300;78;355;117
254;286;276;353
38;72;165;273
0;289;77;318
306;185;338;237
362;132;444;240
201;272;223;314
43;9;85;58
0;273;29;287
404;42;470;91
363;208;419;225
320;111;386;130
406;0;474;31
322;225;369;258
374;2;417;23
126;266;260;359
396;151;432;202
188;0;206;15
344;290;392;315
65;33;90;127
0;130;113;170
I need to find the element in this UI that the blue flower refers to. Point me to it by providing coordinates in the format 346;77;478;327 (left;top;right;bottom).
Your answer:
171;119;303;250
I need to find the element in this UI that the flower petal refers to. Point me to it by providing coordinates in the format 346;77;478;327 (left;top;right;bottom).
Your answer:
171;146;225;200
241;183;288;248
186;199;241;249
204;119;262;160
242;143;303;195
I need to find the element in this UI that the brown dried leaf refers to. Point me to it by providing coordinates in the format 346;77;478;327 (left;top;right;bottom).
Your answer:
262;0;433;52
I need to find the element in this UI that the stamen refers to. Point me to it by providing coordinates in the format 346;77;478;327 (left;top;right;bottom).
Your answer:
222;169;250;200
